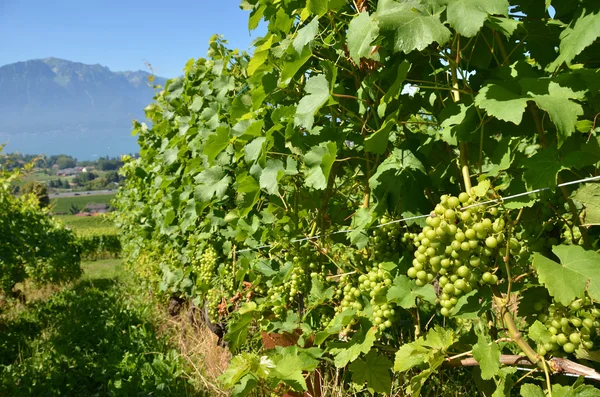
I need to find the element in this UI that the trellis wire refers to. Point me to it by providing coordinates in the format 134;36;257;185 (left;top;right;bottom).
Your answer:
237;175;600;254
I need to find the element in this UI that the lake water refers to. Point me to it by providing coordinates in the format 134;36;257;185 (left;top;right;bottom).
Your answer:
0;128;140;160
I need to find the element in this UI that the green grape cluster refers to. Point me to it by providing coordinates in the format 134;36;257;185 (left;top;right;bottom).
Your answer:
206;288;222;322
534;298;600;355
193;244;218;286
336;264;397;331
266;244;319;316
372;216;402;262
407;192;520;316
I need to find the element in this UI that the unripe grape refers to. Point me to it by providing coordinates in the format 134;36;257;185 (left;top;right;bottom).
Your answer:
485;236;498;248
563;343;576;353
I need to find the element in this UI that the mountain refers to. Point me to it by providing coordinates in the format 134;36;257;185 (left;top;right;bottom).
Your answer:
0;58;168;159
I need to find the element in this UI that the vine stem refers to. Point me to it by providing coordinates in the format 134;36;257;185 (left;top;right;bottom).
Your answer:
541;356;553;397
491;286;542;368
451;35;473;192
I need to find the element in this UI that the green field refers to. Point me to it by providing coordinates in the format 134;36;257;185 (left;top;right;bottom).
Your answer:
50;194;115;214
56;214;118;235
0;259;198;395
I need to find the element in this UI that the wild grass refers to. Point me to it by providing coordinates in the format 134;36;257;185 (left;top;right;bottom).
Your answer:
50;193;115;214
0;260;205;396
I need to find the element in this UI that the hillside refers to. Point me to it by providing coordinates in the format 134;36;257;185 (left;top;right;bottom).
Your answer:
0;58;167;158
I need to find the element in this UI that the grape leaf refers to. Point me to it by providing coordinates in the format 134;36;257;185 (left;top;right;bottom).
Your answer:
194;167;232;202
548;10;600;70
231;373;258;397
520;384;545;397
475;84;528;125
365;116;395;155
329;325;377;367
303;141;337;190
387;275;436;309
532;245;600;305
522;146;565;189
294;74;331;130
572;183;600;226
307;0;328;16
293;17;319;55
259;159;285;195
472;326;500;380
443;0;509;38
349;350;392;394
528;320;553;346
271;354;308;391
225;311;254;351
163;147;179;166
528;82;584;146
205;126;231;164
309;277;335;305
347;12;379;64
376;0;451;54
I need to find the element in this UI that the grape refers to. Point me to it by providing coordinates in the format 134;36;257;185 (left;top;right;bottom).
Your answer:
534;297;600;356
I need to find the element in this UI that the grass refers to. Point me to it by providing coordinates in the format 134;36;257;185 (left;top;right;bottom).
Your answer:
81;258;123;279
0;260;204;396
50;193;115;214
56;214;118;234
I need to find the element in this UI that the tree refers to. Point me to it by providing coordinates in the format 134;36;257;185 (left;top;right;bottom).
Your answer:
54;155;76;170
21;181;50;208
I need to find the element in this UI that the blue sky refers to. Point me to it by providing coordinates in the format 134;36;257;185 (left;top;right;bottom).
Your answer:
0;1;265;78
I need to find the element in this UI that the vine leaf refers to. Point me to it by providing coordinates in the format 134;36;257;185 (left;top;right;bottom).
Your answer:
532;245;600;305
303;141;337;190
528;320;553;347
376;0;451;54
271;354;309;391
394;327;455;395
472;325;500;380
329;322;377;368
443;0;509;38
548;10;600;70
163;147;179;166
219;352;271;388
294;74;331;130
307;0;328;16
205;126;231;164
231;374;258;397
309;277;335;306
259;159;285;195
347;12;379;64
474;84;528;125
194;166;232;202
387;275;436;309
224;304;256;351
293;17;319;55
522;146;565;189
365;116;395;155
349;350;392;394
572;183;600;225
520;384;545;397
348;207;376;249
475;81;584;145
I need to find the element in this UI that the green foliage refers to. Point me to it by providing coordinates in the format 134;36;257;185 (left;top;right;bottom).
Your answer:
114;1;600;395
21;181;50;208
0;156;81;293
50;193;114;214
0;270;196;396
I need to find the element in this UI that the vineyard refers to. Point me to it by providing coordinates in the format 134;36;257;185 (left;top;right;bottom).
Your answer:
1;0;600;395
110;0;600;395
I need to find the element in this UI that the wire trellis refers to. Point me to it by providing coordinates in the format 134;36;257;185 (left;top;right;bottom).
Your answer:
236;175;600;254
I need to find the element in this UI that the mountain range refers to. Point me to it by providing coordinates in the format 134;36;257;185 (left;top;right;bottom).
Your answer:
0;58;168;159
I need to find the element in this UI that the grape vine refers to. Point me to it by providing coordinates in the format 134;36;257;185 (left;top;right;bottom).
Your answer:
114;0;600;395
